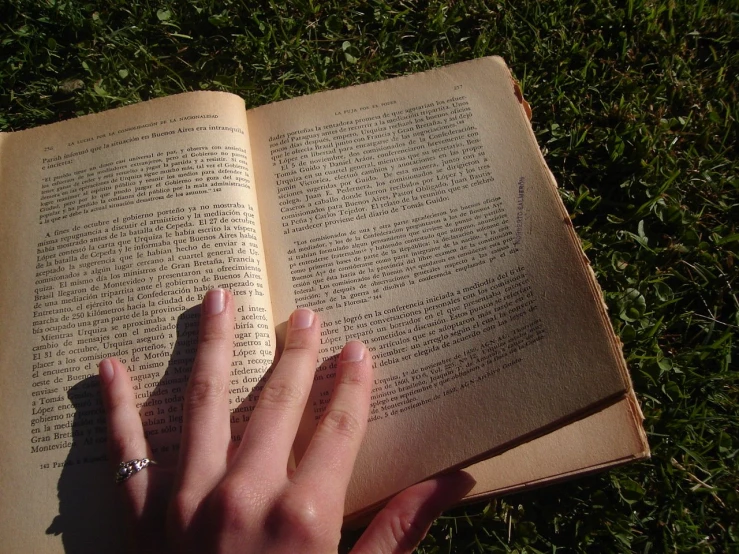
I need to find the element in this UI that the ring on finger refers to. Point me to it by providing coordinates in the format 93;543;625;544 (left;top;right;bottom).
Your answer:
115;458;157;484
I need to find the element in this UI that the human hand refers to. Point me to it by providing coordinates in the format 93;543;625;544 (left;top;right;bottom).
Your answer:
99;288;474;553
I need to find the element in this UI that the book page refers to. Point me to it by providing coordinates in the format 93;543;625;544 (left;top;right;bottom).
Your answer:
346;395;648;528
247;57;630;515
463;394;649;501
0;92;274;553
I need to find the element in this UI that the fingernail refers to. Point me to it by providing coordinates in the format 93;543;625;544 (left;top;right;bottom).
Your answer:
291;308;314;329
436;471;477;503
341;341;365;362
203;288;226;315
99;359;114;385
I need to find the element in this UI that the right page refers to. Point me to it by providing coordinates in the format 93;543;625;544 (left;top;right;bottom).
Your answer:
248;56;633;515
463;393;648;501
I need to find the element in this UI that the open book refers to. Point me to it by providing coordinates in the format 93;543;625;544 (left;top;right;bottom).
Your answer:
0;56;647;552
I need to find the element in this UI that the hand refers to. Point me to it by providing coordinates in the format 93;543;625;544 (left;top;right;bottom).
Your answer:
99;288;474;553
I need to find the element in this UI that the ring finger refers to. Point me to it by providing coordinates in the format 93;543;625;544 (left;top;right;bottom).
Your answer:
99;357;152;514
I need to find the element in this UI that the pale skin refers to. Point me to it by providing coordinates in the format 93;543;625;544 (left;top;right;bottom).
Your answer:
99;288;475;553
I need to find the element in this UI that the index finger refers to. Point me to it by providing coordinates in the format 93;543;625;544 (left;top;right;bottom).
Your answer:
291;341;372;501
229;308;320;480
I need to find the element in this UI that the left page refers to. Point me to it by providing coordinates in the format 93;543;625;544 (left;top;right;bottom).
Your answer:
0;93;274;553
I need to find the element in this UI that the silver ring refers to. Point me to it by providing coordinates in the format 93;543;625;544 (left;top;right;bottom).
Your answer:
115;458;156;484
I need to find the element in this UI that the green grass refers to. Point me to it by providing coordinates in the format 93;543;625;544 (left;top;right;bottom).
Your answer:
2;0;737;551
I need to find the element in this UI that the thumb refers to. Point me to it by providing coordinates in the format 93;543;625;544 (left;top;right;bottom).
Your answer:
351;472;475;554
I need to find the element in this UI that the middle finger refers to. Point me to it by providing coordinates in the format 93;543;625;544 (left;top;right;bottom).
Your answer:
176;288;234;495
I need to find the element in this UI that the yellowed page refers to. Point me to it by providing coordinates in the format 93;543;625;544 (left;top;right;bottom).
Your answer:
248;57;631;515
345;395;648;528
0;93;274;553
463;395;649;501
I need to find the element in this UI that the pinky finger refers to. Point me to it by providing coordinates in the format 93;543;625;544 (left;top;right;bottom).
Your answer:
99;358;152;514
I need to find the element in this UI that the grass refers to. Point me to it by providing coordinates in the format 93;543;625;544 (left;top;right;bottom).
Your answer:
2;0;737;551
